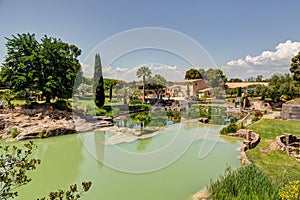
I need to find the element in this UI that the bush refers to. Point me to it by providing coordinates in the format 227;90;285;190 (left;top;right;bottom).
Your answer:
38;131;45;138
129;103;151;112
208;164;282;200
252;116;261;122
129;99;142;104
220;123;238;134
10;130;19;138
52;99;72;111
95;108;107;116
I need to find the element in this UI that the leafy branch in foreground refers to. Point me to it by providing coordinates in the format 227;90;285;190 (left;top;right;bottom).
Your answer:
0;141;92;199
0;141;40;199
38;181;92;200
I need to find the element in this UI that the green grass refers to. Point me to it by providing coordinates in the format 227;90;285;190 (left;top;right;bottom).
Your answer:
208;164;282;200
246;119;300;179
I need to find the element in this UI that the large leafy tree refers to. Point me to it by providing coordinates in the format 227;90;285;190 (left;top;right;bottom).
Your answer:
1;33;81;103
136;66;151;102
146;74;167;101
290;52;300;83
103;78;119;100
254;73;300;101
189;68;227;96
184;68;202;80
116;86;132;105
39;36;81;102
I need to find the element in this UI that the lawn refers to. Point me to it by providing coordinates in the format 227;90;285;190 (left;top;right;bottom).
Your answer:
246;119;300;180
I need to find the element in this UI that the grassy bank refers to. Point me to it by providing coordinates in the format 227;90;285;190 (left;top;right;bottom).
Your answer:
246;119;300;179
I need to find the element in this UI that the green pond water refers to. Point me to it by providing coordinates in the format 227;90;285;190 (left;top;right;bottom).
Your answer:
10;122;242;200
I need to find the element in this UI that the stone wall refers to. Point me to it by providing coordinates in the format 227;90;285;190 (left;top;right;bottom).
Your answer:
281;104;300;121
276;134;300;160
227;129;260;165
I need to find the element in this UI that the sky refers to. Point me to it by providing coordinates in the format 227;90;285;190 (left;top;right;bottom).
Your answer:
1;0;300;81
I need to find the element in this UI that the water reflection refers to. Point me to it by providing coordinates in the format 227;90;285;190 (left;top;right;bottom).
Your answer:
93;130;105;168
136;138;152;151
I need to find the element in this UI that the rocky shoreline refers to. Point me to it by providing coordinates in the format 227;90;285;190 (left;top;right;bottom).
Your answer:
0;104;114;141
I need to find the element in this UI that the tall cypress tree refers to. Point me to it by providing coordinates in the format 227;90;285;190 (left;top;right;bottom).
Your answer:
95;75;105;107
93;53;102;93
94;53;105;107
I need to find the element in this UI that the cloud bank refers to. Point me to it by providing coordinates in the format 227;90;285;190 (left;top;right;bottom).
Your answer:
81;63;187;82
222;40;300;79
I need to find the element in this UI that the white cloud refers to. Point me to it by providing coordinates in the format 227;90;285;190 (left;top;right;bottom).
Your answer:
222;40;300;79
116;67;128;72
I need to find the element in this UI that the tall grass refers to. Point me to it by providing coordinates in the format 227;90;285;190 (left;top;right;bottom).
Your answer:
208;164;283;200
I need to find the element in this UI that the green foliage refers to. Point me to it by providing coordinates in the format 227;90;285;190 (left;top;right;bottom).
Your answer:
95;108;107;116
208;164;282;200
0;141;41;199
290;52;300;82
134;113;150;122
136;66;152;102
39;131;45;138
93;53;102;93
146;74;167;101
0;142;91;199
103;78;118;100
198;97;206;102
199;105;211;118
246;119;300;179
10;130;19;138
129;103;151;112
131;112;151;131
185;68;227;97
254;74;300;101
37;181;92;200
2;90;15;105
1;33;81;103
77;83;93;97
228;78;243;82
131;89;143;100
116;86;132;105
95;75;105;108
184;68;202;79
237;87;242;97
52;99;72;111
220;123;237;134
129;99;142;104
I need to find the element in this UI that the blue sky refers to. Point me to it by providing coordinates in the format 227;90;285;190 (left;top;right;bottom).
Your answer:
1;0;300;81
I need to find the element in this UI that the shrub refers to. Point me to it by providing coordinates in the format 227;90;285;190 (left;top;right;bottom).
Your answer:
95;108;107;116
220;123;237;134
10;130;19;138
129;99;142;104
39;131;45;138
252;116;261;122
166;111;174;117
129;103;151;112
52;99;72;111
208;164;282;200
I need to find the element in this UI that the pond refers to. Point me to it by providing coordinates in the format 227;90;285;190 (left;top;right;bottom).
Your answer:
11;122;242;200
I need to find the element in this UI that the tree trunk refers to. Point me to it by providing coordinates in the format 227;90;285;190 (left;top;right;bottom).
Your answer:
109;85;113;100
143;75;145;102
46;96;51;103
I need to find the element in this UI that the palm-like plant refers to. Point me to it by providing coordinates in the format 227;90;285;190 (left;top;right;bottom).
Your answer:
136;66;152;102
116;86;132;105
